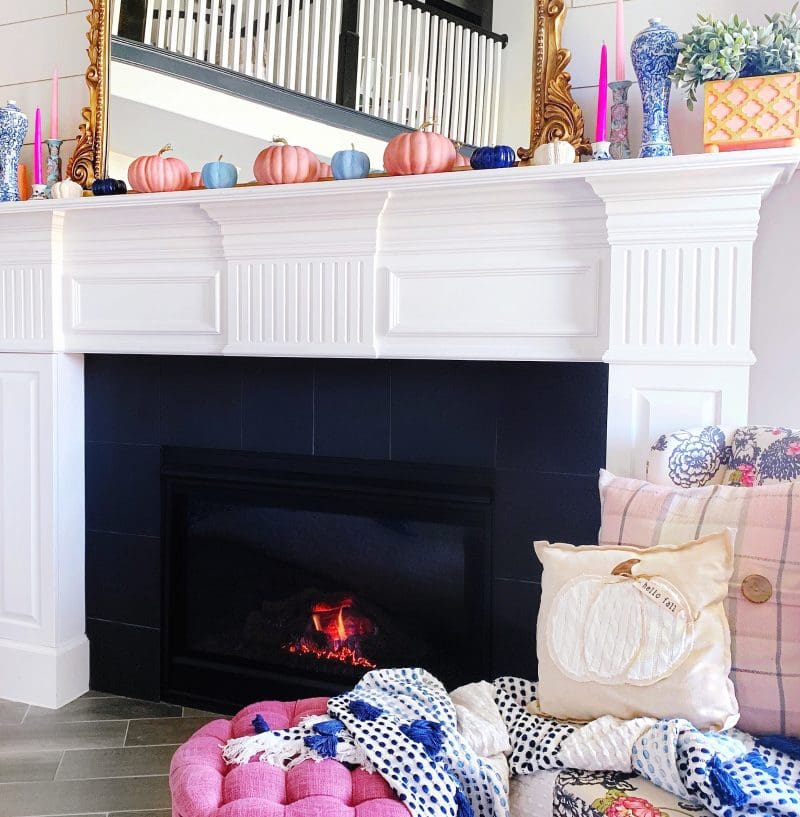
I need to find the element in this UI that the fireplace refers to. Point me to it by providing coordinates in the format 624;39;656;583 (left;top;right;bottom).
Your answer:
84;355;607;704
162;447;492;708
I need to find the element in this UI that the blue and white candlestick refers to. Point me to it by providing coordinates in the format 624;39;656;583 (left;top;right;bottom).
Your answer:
45;138;63;194
630;18;679;158
609;80;633;159
592;141;612;161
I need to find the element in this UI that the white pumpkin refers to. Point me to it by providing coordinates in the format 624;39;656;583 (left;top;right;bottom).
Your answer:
532;139;577;166
547;558;695;686
50;178;83;199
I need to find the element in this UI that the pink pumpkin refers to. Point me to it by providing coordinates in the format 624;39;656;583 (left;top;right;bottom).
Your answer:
190;171;204;189
383;123;456;176
253;138;320;185
318;162;332;178
127;144;192;193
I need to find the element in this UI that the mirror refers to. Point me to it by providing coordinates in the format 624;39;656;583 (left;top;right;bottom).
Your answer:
68;0;587;187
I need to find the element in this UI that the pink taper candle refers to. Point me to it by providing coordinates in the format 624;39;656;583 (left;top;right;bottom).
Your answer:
50;67;59;139
595;43;608;142
615;0;625;81
33;107;43;185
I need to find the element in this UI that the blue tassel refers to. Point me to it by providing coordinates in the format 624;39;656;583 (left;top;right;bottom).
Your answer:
303;719;345;758
251;714;269;734
349;700;383;721
400;719;443;760
757;734;800;761
454;788;474;817
707;755;748;808
745;749;778;778
313;719;345;736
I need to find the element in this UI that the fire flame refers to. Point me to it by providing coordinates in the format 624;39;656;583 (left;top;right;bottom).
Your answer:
282;596;376;669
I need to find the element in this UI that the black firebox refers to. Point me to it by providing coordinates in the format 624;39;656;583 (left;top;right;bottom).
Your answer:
162;447;493;711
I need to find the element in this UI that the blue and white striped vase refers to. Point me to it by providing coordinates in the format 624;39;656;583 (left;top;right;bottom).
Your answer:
0;101;28;202
630;18;679;158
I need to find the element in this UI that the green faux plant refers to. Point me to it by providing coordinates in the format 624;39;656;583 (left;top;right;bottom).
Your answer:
672;6;800;109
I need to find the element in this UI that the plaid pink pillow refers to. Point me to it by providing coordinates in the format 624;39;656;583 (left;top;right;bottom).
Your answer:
599;470;800;737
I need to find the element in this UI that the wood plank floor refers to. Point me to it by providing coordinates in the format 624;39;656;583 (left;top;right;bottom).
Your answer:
0;692;223;817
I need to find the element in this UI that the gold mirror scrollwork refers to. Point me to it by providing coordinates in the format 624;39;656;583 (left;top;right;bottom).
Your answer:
68;0;588;186
67;0;109;188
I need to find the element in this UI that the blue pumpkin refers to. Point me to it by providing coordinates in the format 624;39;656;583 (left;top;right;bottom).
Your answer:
202;155;238;189
469;145;516;170
331;145;370;180
92;177;127;195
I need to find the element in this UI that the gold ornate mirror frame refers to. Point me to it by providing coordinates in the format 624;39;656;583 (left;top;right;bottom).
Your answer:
68;0;586;186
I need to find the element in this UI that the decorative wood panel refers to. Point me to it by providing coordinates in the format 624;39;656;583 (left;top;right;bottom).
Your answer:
0;267;48;345
0;367;42;632
227;258;375;355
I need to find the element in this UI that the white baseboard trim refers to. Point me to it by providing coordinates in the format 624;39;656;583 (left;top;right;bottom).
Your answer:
0;635;89;708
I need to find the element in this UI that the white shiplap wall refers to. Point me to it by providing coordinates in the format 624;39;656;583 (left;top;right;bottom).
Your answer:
0;1;92;176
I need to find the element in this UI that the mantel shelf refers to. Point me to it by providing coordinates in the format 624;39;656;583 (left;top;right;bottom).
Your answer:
8;148;800;215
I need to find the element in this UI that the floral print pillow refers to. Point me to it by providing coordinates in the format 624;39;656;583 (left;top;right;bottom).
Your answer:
647;426;730;488
554;769;711;817
647;425;800;488
726;426;800;486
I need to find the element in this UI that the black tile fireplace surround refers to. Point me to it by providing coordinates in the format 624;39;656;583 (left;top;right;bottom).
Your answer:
85;356;608;708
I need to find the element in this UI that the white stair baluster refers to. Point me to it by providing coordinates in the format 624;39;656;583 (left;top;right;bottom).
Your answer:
379;0;394;119
389;1;402;122
441;20;455;139
408;7;423;127
450;25;463;141
457;27;470;143
490;39;502;145
207;0;221;63
144;0;157;45
169;0;181;52
195;0;208;60
288;0;301;89
432;17;447;132
309;0;322;96
474;34;487;144
254;0;268;77
276;0;289;86
362;0;375;113
182;0;196;55
329;0;342;101
299;0;312;93
232;0;244;70
266;0;278;81
481;40;494;145
370;0;385;116
466;30;479;144
220;0;233;67
399;3;412;126
425;11;438;126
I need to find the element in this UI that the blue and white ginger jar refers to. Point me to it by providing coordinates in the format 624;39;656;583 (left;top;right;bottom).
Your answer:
631;18;679;158
0;101;27;202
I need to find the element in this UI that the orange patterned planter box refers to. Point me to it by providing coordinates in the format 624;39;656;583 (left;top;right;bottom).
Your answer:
704;72;800;152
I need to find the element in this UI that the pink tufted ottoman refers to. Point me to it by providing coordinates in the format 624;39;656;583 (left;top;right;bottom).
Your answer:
170;697;411;817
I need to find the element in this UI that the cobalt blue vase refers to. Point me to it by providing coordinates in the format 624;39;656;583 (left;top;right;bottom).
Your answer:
631;18;679;158
0;101;28;202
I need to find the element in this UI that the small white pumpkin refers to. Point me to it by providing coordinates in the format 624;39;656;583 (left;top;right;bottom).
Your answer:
50;177;83;199
547;558;695;686
532;138;577;166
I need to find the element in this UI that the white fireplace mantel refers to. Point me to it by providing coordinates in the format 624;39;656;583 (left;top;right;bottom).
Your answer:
0;148;797;708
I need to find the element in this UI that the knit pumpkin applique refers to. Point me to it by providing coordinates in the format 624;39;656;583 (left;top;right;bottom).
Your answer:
547;558;696;686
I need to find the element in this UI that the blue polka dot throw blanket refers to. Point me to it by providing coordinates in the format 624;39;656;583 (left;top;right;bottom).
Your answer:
223;668;510;817
222;669;800;817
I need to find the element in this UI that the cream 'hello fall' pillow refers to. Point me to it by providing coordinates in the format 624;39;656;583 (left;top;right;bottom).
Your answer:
534;531;739;732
